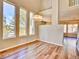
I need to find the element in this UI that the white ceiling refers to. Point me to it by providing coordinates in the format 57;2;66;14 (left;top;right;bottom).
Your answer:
40;0;52;11
8;0;52;13
8;0;41;13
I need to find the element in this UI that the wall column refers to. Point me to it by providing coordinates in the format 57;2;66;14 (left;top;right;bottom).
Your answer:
0;0;3;40
52;0;59;25
15;6;19;39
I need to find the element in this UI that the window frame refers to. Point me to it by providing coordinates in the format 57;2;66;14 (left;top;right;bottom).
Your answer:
3;1;16;39
29;12;36;36
64;24;78;34
68;24;78;33
19;7;28;37
64;24;67;33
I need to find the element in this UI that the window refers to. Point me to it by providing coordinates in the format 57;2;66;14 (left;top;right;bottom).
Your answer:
64;24;67;33
3;1;16;39
68;24;78;33
29;12;35;35
72;24;78;33
68;24;73;33
19;8;27;36
69;0;79;6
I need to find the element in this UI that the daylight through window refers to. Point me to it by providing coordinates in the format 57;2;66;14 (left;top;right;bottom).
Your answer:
19;8;27;36
3;1;16;39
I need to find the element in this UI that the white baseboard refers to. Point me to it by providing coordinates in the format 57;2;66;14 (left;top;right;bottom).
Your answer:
40;40;63;46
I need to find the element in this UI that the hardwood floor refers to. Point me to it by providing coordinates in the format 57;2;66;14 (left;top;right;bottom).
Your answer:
0;38;79;59
64;37;79;59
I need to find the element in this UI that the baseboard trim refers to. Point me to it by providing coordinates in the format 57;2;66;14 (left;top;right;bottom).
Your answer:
0;40;39;53
40;40;63;46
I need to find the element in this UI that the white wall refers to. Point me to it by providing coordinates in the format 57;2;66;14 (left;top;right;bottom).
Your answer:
39;0;59;25
51;0;59;24
0;36;37;51
40;0;52;10
39;0;63;46
39;25;64;46
39;0;79;21
59;0;79;20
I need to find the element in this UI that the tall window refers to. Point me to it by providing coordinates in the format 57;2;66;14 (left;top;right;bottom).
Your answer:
73;24;78;33
3;1;16;39
29;12;35;35
68;24;73;33
19;8;27;36
64;24;67;33
69;0;79;6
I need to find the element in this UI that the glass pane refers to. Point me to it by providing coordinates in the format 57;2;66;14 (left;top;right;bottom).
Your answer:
68;24;78;33
19;8;27;36
68;24;73;33
3;2;16;39
72;24;78;33
29;12;35;35
64;24;67;33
